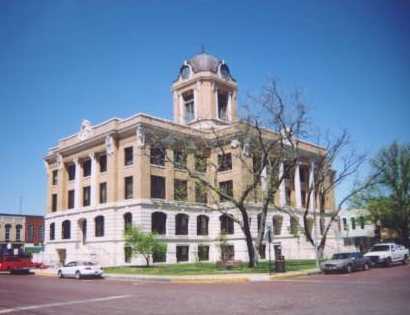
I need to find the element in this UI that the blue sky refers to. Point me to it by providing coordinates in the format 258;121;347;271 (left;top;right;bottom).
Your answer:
0;0;409;215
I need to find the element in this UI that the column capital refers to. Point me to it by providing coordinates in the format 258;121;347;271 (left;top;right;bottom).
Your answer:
89;152;96;160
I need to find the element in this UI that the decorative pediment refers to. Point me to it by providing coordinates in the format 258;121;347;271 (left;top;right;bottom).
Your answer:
78;119;93;141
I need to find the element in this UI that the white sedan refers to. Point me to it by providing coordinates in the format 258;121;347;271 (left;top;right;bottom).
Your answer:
57;261;104;279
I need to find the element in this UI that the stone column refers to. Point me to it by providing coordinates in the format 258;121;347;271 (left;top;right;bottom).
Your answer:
105;135;117;203
90;153;97;207
309;161;315;211
294;162;302;209
279;162;286;207
74;158;81;209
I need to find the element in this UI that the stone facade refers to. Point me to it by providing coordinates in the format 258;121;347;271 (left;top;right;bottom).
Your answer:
43;52;344;267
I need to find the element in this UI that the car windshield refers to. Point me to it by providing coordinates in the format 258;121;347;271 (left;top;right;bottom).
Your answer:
332;253;352;259
370;245;390;252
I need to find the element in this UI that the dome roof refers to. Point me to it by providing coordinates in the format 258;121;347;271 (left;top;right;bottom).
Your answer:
187;52;221;73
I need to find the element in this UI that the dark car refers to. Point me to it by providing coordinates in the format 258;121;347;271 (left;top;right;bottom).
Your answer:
320;252;370;274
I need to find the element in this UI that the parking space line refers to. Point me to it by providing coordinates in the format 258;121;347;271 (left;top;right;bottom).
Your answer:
0;295;132;314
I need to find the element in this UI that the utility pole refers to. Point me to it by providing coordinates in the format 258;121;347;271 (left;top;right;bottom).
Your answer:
18;195;23;215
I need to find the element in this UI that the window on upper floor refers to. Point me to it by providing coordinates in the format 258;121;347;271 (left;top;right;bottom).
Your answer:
219;180;233;202
173;149;187;169
124;147;133;166
217;91;229;121
183;91;195;123
83;159;91;177
343;218;348;231
124;176;133;200
38;225;44;242
15;224;22;242
150;147;165;166
99;182;107;204
359;216;365;229
195;183;207;204
68;190;75;209
351;217;356;230
218;153;232;172
195;154;207;173
83;186;91;207
52;170;58;185
5;224;11;241
174;179;188;201
99;154;107;173
67;164;76;181
27;224;34;243
151;175;165;199
51;194;58;212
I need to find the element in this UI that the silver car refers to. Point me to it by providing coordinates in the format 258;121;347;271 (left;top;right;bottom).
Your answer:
320;252;370;274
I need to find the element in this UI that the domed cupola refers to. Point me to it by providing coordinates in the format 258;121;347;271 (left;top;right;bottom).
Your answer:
178;52;234;81
172;51;238;129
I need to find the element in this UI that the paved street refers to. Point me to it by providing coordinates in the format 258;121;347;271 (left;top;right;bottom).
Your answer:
0;265;409;315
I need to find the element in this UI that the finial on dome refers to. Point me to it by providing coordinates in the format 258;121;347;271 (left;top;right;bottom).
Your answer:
201;44;206;53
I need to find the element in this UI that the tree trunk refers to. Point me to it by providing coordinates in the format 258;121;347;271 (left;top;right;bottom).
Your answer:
145;255;150;267
239;207;256;268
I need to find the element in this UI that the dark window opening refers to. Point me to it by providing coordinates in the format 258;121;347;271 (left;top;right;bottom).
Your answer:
28;224;34;242
124;147;133;166
176;245;189;262
195;183;207;203
174;150;187;169
151;176;165;199
51;194;58;212
124;212;132;232
272;215;283;235
151;212;166;235
99;182;107;204
198;245;209;261
83;186;91;207
183;91;195;123
259;244;266;259
124;176;133;199
124;247;132;263
220;214;234;234
52;170;58;185
217;92;228;120
99;154;107;173
195;154;207;172
221;245;234;261
150;147;165;166
83;159;91;177
68;190;75;209
174;179;188;201
218;153;232;172
359;216;365;229
95;216;105;237
4;224;11;241
343;218;348;231
16;224;22;242
175;213;189;235
153;247;167;263
49;223;55;241
290;217;299;235
62;220;71;239
219;180;233;202
68;164;76;181
197;215;209;236
351;217;356;230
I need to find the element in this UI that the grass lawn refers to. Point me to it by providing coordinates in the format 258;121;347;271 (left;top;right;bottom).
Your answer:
104;260;316;276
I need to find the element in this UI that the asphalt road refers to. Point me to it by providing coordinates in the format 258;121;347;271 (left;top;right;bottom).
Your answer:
0;265;409;315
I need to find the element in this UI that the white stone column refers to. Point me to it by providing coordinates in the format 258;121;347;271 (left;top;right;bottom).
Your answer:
279;162;286;207
90;153;97;207
294;162;302;208
74;158;81;209
309;161;315;211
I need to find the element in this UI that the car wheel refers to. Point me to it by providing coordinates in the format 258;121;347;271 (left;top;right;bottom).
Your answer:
385;258;392;268
75;271;81;280
362;263;369;271
403;256;408;265
346;265;352;273
57;271;63;279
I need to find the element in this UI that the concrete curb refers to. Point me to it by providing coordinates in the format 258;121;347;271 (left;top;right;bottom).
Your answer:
34;268;321;284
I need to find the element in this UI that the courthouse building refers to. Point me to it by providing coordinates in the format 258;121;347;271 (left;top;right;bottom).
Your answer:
43;52;343;266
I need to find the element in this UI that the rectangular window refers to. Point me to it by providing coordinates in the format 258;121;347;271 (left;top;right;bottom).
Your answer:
218;153;232;171
83;159;91;177
176;245;189;262
52;170;58;185
351;217;356;230
150;147;165;166
68;164;76;181
219;180;233;202
285;187;291;206
124;176;133;199
259;244;266;259
174;150;186;169
151;175;166;199
198;245;209;261
124;247;132;263
28;224;34;243
343;218;348;231
124;147;133;166
99;154;107;173
153;247;167;263
183;91;195;123
195;183;207;204
99;182;107;204
174;179;188;201
83;186;91;207
195;154;207;172
15;225;22;242
221;245;235;261
68;190;75;209
5;225;11;241
51;194;58;212
38;225;44;242
217;92;228;120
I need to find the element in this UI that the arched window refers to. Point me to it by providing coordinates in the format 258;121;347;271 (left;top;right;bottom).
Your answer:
220;214;234;235
124;212;132;232
15;224;22;242
151;212;166;235
175;213;189;235
197;215;209;236
290;217;299;236
49;223;55;241
62;220;71;239
95;216;105;237
272;215;283;235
